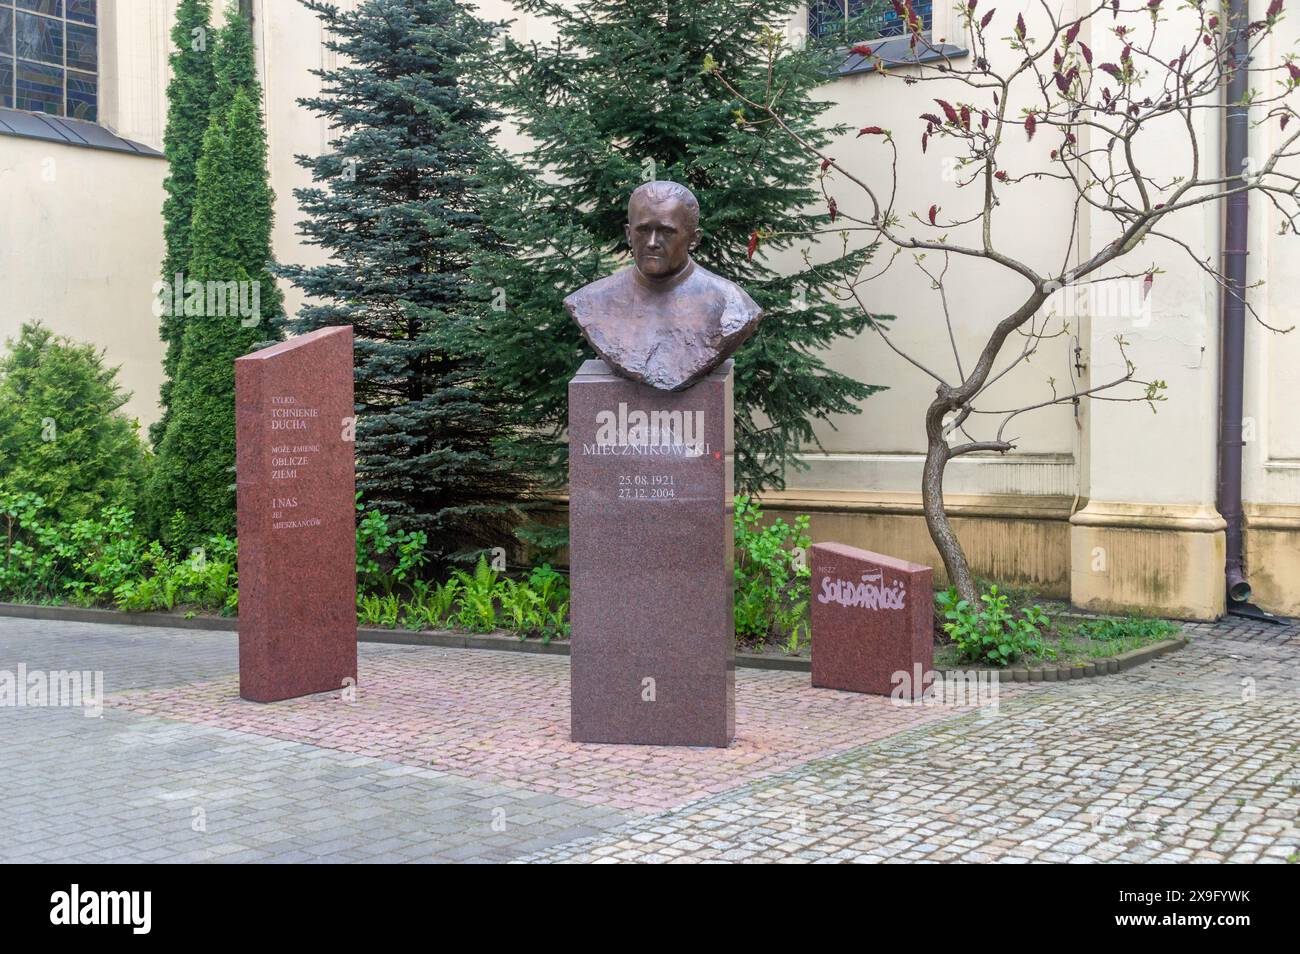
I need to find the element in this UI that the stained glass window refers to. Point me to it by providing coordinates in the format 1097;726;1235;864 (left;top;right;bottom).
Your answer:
67;0;95;24
809;0;933;42
1;0;97;120
17;1;63;16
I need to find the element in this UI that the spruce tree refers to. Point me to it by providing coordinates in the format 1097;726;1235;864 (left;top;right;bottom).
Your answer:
154;0;216;447
148;9;282;542
281;0;524;557
476;0;887;494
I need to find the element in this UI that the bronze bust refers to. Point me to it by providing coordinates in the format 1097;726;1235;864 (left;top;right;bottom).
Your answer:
564;181;763;391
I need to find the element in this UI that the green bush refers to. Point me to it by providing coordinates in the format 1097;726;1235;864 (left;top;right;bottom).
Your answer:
112;536;238;614
5;483;817;653
0;490;236;614
352;541;571;642
450;555;501;632
400;578;460;631
498;564;570;643
357;592;400;628
733;495;811;649
356;495;428;596
0;323;150;525
937;585;1049;667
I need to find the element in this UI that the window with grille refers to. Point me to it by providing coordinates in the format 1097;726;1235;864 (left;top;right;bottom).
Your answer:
809;0;934;43
0;0;98;122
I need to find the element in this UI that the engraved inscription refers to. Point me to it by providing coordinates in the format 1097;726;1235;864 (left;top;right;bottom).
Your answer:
267;394;322;530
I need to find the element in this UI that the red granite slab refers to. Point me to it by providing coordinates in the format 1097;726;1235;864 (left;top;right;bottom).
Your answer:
809;542;933;699
235;326;357;703
568;359;735;746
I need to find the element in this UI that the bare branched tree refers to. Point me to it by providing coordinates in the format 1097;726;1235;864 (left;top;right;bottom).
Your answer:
711;0;1300;604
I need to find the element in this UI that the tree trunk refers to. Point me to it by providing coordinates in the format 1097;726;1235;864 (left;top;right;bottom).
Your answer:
923;396;978;606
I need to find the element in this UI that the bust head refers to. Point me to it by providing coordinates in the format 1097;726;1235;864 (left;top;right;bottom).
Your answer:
624;181;702;282
565;181;762;391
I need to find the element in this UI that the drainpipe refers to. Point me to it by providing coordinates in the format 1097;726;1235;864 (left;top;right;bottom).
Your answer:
1217;0;1251;607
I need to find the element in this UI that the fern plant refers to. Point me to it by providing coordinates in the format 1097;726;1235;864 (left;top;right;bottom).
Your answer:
451;555;500;632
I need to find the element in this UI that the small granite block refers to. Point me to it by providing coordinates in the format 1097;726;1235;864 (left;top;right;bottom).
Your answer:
809;543;933;698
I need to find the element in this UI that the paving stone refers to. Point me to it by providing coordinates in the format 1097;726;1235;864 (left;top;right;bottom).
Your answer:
1;613;1296;863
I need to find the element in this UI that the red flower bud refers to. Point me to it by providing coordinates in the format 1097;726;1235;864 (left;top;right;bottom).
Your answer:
935;99;960;124
980;8;995;28
1025;112;1037;139
928;205;939;225
857;126;886;137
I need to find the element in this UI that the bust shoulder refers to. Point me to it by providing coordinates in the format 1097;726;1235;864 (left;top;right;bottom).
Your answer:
562;260;764;391
687;264;762;334
563;268;636;327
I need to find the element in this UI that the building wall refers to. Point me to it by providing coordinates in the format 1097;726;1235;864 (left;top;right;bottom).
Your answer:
0;0;171;428
2;0;1295;618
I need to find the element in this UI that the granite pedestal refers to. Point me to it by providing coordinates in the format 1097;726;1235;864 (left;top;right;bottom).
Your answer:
809;542;933;699
235;326;357;703
568;358;735;746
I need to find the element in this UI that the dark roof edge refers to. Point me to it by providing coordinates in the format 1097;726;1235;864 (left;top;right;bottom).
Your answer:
0;107;164;157
833;36;971;77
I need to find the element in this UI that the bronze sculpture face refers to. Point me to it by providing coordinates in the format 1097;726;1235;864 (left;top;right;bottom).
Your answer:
564;181;763;392
624;186;700;280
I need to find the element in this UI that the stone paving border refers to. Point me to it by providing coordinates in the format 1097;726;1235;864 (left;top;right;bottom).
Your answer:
0;601;1185;678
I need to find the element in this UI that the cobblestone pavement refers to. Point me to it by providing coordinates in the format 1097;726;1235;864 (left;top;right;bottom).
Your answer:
0;614;1295;863
107;643;1003;814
